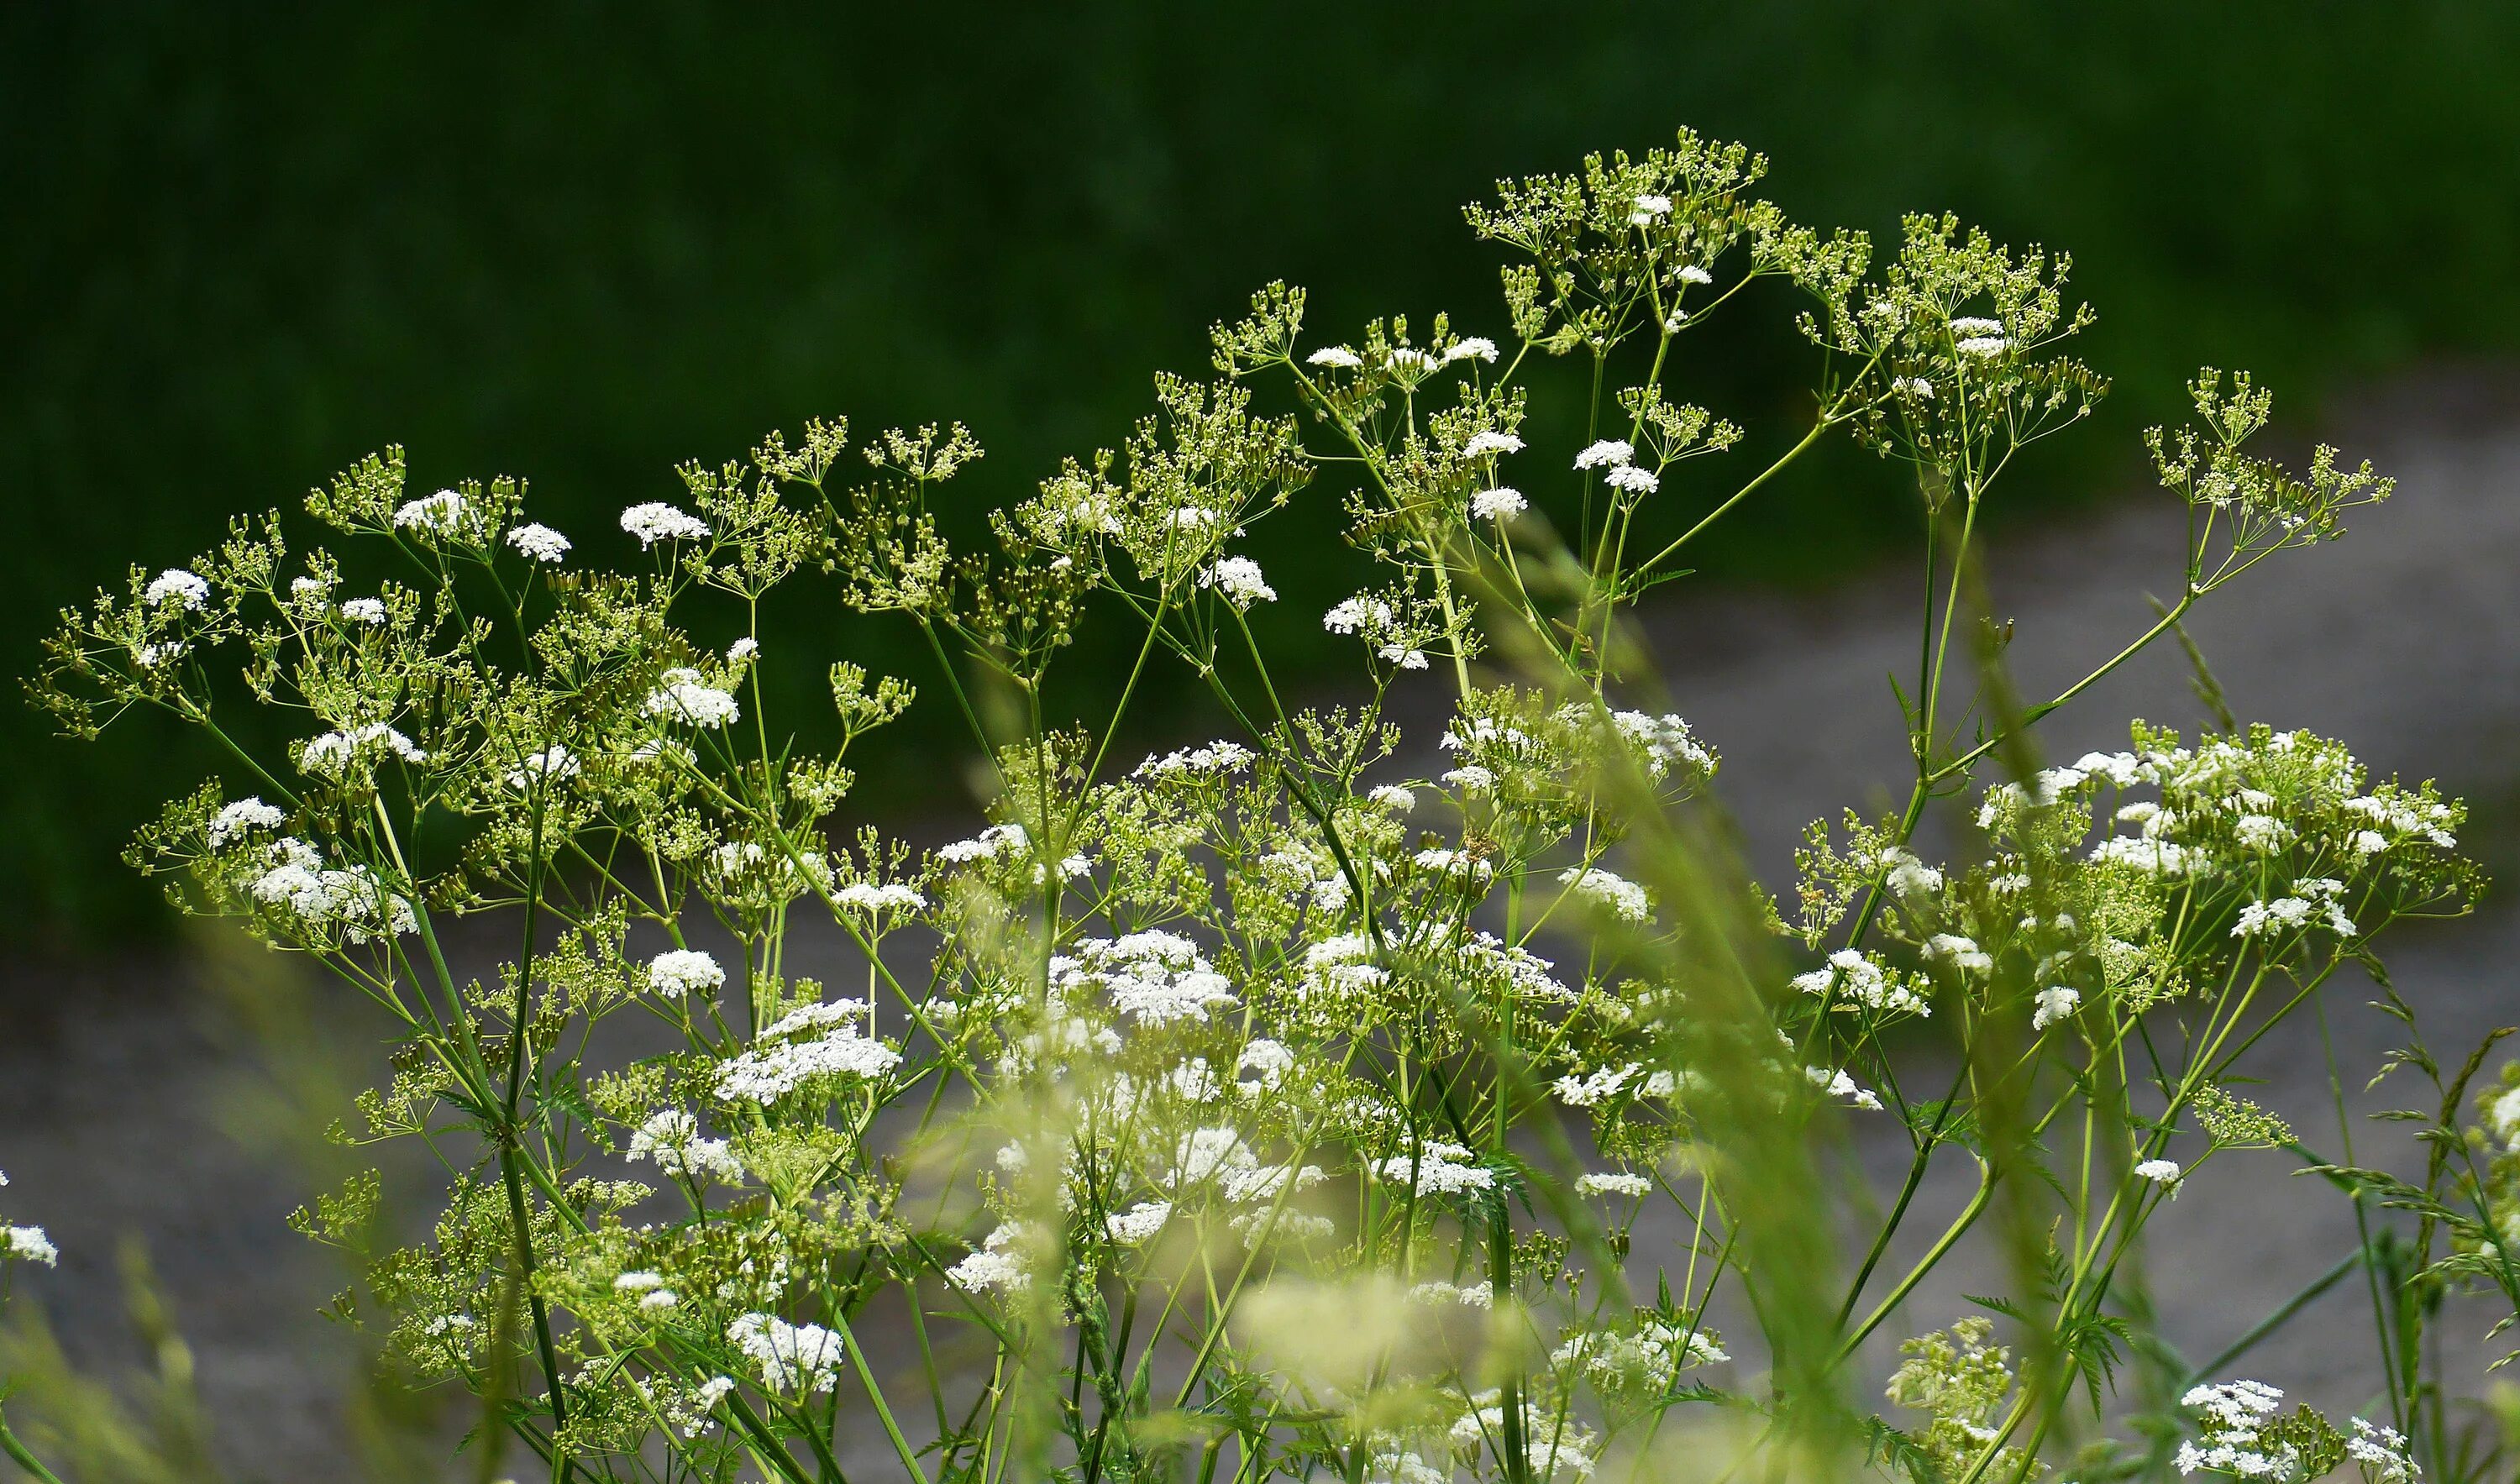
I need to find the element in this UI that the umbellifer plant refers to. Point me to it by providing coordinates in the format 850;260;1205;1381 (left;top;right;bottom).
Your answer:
13;128;2507;1484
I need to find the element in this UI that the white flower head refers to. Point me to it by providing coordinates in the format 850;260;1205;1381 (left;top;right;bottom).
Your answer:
1471;486;1528;522
392;489;469;534
207;797;286;849
1462;430;1524;459
647;949;725;995
621;502;709;548
644;668;739;729
145;569;209;609
2031;986;2082;1031
1322;594;1394;634
1105;1201;1174;1246
1573;439;1634;470
727;1314;845;1393
1306;345;1362;370
1575;1171;1652;1198
1924;933;1992;973
627;1109;746;1184
339;597;387;625
507;522;571;564
3;1225;58;1266
1200;556;1278;609
1558;866;1651;923
1604;463;1659;496
2134;1158;2184;1197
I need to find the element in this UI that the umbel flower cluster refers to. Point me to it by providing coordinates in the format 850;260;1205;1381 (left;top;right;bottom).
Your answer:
14;128;2497;1483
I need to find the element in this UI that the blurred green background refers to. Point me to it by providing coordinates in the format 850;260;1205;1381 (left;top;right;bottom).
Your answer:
8;1;2517;949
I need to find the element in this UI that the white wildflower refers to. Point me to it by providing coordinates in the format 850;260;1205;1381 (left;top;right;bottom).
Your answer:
1200;556;1277;608
937;821;1029;864
2032;986;2082;1031
207;797;285;849
1322;595;1393;633
827;881;924;919
1443;337;1499;364
644;669;739;729
1368;783;1416;813
392;489;468;533
2091;836;2192;874
1060;933;1239;1026
3;1225;58;1266
646;949;725;996
1924;933;1992;973
505;744;579;789
1789;949;1929;1017
248;841;417;941
2230;897;2313;939
1306;345;1363;369
1819;1068;1883;1110
1105;1201;1173;1246
145;569;209;609
1415;847;1494;884
626;1110;744;1184
727;1313;844;1393
1600;709;1716;780
1462;430;1524;459
2345;1418;2418;1484
1555;1063;1642;1108
620;501;709;547
2233;815;2293;852
1375;1140;1494;1196
1575;1171;1652;1198
1558;866;1651;923
1236;1038;1295;1094
1604;462;1660;496
1471;486;1528;521
1573;439;1634;470
299;722;427;773
714;1027;901;1104
1879;847;1944;898
506;522;571;563
2135;1159;2184;1197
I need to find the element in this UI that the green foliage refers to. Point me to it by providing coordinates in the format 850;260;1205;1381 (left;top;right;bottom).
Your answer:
11;3;2520;944
3;117;2512;1484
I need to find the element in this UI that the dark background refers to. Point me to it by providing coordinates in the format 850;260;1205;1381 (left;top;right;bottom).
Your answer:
9;2;2518;948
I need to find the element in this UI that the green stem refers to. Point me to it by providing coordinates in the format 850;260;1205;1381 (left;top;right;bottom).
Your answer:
0;1415;66;1484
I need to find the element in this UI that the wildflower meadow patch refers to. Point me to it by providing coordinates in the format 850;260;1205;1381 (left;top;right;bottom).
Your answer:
10;128;2509;1484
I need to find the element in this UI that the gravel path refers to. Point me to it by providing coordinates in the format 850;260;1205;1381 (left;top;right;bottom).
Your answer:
4;375;2516;1474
